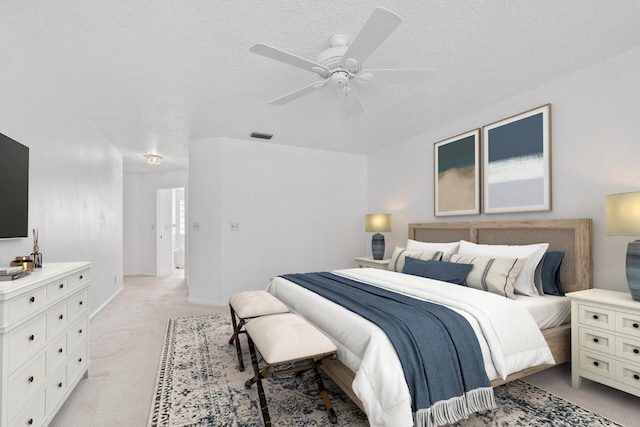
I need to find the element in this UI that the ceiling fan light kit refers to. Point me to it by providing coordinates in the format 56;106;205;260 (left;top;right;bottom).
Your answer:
250;7;435;116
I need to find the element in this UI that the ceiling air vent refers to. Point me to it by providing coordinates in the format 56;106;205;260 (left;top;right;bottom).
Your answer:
250;132;274;140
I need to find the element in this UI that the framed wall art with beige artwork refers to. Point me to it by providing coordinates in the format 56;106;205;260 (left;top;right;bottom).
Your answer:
483;104;551;214
434;129;480;216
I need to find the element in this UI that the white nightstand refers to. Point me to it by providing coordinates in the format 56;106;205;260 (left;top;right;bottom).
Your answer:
567;288;640;397
354;257;390;270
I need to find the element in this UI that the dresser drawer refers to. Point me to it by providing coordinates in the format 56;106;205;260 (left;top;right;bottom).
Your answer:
578;304;615;331
68;269;90;288
46;365;68;414
68;316;88;352
616;335;640;364
68;289;88;321
9;287;47;322
9;314;47;372
47;333;67;373
617;311;640;338
46;300;68;339
68;341;88;383
9;390;46;427
616;361;640;392
8;352;46;421
579;327;615;355
579;350;615;379
46;277;69;301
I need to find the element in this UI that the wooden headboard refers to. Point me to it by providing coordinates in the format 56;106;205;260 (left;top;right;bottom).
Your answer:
408;219;593;293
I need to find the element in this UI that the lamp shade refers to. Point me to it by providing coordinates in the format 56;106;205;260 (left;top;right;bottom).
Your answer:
365;214;391;233
606;192;640;236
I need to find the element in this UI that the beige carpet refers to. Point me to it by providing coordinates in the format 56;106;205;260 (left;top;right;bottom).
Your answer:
50;272;225;427
51;273;640;426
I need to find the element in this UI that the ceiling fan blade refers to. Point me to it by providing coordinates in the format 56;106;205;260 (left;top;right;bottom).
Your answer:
344;85;365;116
357;68;435;85
269;80;328;106
250;43;330;78
340;8;402;70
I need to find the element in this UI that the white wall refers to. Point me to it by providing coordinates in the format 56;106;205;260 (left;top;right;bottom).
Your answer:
123;170;187;275
368;46;640;293
189;137;367;305
0;27;123;315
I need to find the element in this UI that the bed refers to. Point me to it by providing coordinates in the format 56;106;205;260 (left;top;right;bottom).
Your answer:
267;218;593;426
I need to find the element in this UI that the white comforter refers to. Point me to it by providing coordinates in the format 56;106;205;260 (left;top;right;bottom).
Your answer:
267;268;554;427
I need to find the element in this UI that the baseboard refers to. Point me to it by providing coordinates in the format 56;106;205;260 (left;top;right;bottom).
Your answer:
90;285;124;320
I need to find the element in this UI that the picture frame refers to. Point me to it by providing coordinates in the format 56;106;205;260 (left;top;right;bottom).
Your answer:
482;104;551;214
434;129;480;216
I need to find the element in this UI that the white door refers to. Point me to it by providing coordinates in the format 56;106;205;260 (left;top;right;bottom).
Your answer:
173;188;186;269
156;189;174;276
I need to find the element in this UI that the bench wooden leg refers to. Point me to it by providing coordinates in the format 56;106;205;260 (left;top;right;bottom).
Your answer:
228;305;246;371
313;364;338;424
247;335;271;427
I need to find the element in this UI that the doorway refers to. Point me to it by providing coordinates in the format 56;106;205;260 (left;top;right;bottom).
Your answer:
156;187;186;277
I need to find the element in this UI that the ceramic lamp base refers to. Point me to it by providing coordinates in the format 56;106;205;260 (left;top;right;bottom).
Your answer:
626;240;640;301
371;233;385;260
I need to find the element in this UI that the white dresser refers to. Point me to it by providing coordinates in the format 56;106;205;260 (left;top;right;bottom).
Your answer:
567;288;640;397
0;262;91;427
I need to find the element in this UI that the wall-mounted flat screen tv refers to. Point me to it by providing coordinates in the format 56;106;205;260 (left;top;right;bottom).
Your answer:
0;132;29;239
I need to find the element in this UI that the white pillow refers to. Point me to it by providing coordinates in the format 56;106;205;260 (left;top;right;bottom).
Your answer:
450;254;527;299
387;247;443;272
406;239;460;262
457;240;549;296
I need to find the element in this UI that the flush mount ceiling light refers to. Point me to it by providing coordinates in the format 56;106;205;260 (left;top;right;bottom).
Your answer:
144;154;163;165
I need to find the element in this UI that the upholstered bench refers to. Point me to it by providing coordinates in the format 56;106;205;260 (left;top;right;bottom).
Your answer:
229;290;289;371
245;313;338;426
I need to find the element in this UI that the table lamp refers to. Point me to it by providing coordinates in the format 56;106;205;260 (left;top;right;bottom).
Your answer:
365;214;391;260
606;191;640;301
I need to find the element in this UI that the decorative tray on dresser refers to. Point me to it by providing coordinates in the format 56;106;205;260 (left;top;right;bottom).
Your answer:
0;262;91;427
567;288;640;397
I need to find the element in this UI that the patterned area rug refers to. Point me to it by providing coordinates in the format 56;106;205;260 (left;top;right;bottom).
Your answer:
148;312;622;427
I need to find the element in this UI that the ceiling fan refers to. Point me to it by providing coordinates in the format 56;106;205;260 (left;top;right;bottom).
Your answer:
250;7;435;116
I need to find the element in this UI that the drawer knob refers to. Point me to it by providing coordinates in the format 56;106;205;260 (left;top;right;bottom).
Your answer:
78;357;83;363
58;347;63;353
592;314;599;320
58;382;63;388
634;323;639;329
79;301;83;306
29;334;35;341
593;361;600;367
59;283;64;289
59;314;64;320
29;296;35;303
79;329;83;334
80;275;83;280
28;419;33;425
634;349;639;355
28;375;34;383
593;338;599;343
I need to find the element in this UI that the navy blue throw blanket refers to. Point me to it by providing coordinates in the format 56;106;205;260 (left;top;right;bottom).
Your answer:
281;272;494;425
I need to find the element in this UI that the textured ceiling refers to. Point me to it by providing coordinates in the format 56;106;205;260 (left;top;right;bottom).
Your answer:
2;1;640;173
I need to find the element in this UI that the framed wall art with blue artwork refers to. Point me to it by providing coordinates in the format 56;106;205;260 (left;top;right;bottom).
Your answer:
482;104;551;214
434;129;480;216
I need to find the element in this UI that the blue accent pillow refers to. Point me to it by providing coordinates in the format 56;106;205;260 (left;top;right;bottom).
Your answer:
402;256;473;285
541;251;565;296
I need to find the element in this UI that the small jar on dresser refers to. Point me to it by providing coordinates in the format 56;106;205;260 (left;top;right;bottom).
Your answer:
567;288;640;397
0;262;91;427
